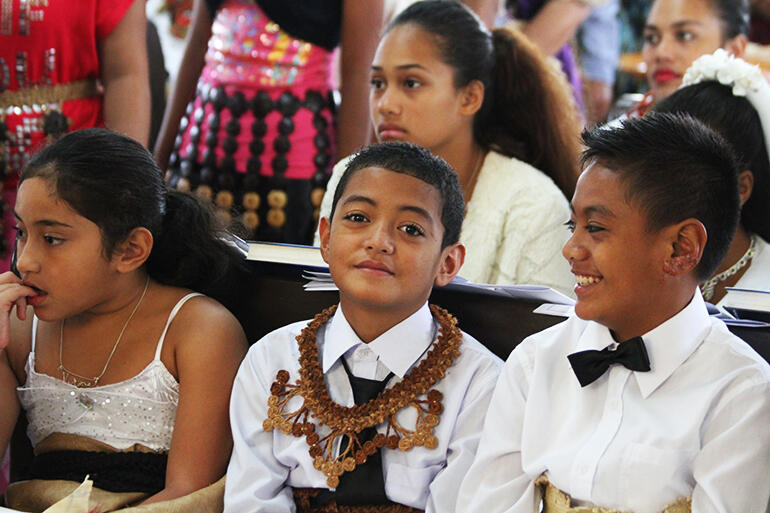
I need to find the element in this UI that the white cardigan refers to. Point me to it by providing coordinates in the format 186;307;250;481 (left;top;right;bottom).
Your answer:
316;151;575;296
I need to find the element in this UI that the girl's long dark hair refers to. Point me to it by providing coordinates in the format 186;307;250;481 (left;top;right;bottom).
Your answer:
21;128;250;314
655;81;770;241
389;0;580;198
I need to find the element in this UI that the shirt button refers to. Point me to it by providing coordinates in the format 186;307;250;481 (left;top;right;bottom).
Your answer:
578;464;589;474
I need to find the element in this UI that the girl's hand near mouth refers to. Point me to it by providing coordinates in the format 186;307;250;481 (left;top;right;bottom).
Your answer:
0;271;36;349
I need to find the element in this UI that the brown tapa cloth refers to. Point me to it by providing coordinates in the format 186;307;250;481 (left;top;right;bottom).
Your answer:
536;475;692;513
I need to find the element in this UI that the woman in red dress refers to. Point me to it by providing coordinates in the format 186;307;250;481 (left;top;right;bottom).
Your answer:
0;0;150;269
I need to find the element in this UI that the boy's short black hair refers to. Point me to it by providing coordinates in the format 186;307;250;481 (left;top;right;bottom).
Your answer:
329;141;464;248
581;112;741;281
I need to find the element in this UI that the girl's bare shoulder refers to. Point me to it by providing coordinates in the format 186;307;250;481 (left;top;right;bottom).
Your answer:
153;284;247;360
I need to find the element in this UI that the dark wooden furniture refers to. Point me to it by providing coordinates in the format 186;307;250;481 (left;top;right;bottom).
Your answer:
241;262;563;359
8;260;769;486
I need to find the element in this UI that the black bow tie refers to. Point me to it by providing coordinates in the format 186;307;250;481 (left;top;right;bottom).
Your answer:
568;337;651;387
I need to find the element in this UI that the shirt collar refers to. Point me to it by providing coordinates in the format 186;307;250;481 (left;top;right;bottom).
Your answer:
322;303;436;378
575;292;711;398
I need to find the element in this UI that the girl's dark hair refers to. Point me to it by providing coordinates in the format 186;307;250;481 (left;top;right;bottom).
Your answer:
20;128;250;313
654;80;770;241
388;0;580;198
708;0;750;39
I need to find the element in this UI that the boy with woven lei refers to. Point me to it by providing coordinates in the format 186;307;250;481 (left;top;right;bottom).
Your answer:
224;142;502;513
456;113;770;513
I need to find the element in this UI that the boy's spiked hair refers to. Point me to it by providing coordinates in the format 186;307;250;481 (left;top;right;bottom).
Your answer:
581;112;741;281
329;142;464;248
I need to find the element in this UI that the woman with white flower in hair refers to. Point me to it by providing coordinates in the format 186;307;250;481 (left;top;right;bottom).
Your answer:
655;49;770;304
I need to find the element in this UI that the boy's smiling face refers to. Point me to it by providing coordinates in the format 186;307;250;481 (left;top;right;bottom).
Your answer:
563;164;679;341
319;167;463;340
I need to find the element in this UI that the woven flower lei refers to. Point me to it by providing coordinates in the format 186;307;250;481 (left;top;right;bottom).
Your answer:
681;49;765;96
263;304;462;488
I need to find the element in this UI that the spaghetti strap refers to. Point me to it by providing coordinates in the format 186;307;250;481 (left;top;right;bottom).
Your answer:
153;293;204;361
31;315;39;352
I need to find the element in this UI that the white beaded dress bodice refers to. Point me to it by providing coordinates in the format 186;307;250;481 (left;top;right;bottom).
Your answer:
17;293;201;451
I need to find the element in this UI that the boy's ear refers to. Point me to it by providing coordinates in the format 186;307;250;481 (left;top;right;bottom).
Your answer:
113;227;153;273
319;216;331;264
662;219;707;277
434;243;465;287
458;80;484;117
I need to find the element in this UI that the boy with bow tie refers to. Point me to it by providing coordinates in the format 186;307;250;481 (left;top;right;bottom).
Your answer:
224;142;502;513
457;113;770;513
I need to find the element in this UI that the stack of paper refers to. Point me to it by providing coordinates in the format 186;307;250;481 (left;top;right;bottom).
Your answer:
300;273;575;318
722;288;770;324
302;271;337;291
440;279;575;306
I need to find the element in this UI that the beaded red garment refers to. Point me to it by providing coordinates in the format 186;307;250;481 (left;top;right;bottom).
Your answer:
263;304;463;488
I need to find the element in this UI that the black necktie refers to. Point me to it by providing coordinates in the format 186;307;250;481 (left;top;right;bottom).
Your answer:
312;358;394;506
568;337;651;387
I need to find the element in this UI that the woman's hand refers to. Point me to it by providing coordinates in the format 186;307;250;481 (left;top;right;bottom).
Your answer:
0;271;36;349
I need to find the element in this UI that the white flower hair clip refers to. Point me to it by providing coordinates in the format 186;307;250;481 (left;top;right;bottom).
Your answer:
681;49;765;96
681;49;770;168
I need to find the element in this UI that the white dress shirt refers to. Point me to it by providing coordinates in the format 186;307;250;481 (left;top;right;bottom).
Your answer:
314;151;575;296
457;292;770;513
225;303;502;513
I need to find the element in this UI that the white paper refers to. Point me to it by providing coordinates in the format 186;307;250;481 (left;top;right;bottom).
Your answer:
533;303;574;317
442;280;575;305
41;476;93;513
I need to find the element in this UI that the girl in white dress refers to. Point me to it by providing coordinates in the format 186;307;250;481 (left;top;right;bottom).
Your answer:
0;129;247;512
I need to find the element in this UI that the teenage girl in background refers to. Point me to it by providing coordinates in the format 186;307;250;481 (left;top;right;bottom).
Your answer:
318;0;581;294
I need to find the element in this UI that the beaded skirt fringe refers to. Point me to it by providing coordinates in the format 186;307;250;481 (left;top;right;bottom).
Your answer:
167;84;336;244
